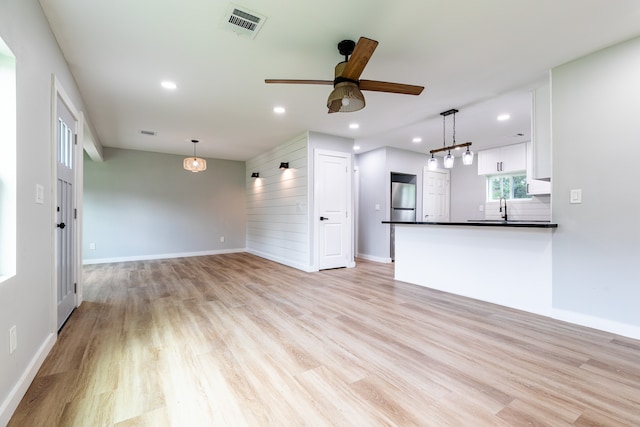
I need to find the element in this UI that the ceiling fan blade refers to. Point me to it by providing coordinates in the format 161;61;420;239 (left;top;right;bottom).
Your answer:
359;80;424;95
341;37;378;81
265;79;333;85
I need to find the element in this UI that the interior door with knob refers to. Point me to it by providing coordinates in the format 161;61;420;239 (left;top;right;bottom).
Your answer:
315;149;352;270
56;96;76;329
423;168;450;222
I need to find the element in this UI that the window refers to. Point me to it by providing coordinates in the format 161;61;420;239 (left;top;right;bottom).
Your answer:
487;174;529;201
0;37;16;281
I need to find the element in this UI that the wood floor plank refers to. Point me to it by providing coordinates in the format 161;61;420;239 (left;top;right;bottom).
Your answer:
9;253;640;426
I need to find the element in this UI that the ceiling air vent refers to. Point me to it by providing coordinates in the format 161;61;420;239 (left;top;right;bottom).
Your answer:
140;130;156;136
223;4;266;39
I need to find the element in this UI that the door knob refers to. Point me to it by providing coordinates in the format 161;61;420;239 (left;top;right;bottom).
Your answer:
319;216;329;221
57;222;66;229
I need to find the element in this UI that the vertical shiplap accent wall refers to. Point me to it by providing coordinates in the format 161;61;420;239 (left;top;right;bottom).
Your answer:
246;133;312;271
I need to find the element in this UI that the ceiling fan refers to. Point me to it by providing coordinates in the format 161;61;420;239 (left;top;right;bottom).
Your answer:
265;37;425;113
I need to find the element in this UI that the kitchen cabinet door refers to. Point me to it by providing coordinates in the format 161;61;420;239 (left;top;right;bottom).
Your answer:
501;143;526;173
477;143;526;175
477;147;502;175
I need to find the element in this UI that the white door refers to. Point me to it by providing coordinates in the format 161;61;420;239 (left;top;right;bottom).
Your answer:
423;168;450;222
315;150;352;270
56;97;76;329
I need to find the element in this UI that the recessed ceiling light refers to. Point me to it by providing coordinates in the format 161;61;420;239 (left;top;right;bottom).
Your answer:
273;106;285;114
349;123;360;130
497;114;511;121
412;137;422;143
161;81;177;90
353;145;360;151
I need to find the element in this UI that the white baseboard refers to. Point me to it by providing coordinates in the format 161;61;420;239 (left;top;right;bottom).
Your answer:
82;248;246;265
357;253;393;263
247;249;316;273
552;308;640;340
0;333;56;426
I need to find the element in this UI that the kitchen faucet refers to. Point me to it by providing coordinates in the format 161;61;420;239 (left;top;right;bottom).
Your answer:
499;197;508;221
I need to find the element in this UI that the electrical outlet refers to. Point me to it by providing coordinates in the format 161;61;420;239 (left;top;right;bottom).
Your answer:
9;325;16;354
220;236;225;243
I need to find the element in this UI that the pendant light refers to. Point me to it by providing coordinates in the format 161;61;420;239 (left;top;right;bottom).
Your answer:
444;151;455;169
462;146;474;165
183;139;207;172
428;108;473;169
427;154;438;170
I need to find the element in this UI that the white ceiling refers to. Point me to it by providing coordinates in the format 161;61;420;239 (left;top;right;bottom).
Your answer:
39;0;640;161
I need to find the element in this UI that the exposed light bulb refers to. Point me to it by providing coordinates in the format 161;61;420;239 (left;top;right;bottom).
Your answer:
342;98;350;107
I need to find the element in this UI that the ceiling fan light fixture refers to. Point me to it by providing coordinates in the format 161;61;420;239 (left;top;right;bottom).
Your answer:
327;81;365;113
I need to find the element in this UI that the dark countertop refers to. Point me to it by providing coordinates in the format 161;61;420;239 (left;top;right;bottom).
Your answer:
383;220;558;229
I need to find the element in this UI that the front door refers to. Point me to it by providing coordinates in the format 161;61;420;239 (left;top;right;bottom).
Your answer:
315;150;352;270
423;168;450;222
56;97;76;330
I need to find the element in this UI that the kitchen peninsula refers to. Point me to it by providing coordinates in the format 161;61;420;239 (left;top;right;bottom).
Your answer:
384;221;557;317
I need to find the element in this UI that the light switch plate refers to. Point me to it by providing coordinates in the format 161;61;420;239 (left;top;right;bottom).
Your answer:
570;189;582;204
375;204;380;211
35;184;44;204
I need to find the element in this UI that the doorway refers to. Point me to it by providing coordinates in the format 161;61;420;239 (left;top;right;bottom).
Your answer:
314;149;353;270
423;167;450;222
54;81;80;331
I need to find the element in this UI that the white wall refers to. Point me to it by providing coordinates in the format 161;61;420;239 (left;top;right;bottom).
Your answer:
551;35;640;336
449;161;486;221
83;148;246;263
246;133;311;271
0;0;96;423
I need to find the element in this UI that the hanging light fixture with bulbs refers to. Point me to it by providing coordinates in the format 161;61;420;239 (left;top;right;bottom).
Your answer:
183;139;207;172
427;109;474;170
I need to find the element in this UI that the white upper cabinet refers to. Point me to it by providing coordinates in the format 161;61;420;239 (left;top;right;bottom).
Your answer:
525;81;552;195
477;142;526;175
531;80;552;179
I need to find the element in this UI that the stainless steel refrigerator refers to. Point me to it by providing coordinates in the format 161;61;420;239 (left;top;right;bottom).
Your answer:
391;182;416;222
390;181;416;261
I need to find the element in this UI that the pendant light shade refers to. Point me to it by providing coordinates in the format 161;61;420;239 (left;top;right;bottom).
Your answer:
462;146;474;165
327;81;365;113
427;154;438;170
184;140;206;172
443;151;455;169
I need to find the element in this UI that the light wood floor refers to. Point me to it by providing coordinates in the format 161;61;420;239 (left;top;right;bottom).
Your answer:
10;253;640;426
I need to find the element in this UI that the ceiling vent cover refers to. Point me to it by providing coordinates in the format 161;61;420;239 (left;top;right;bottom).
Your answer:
223;4;266;39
